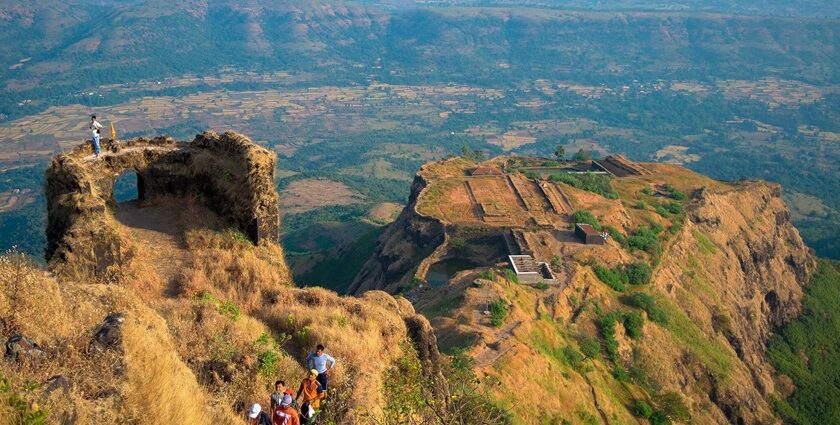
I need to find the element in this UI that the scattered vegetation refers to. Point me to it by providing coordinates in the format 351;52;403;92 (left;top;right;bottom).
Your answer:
603;225;627;245
622;311;645;339
655;391;691;422
621;293;669;324
489;299;509;327
562;346;586;373
549;173;618;199
502;268;519;284
196;291;241;321
598;312;621;362
598;309;647;362
578;337;601;359
593;262;653;291
477;270;496;281
627;225;664;261
254;333;287;377
572;210;601;230
378;345;513;424
767;260;840;425
594;265;627;292
662;184;686;201
0;377;48;424
461;145;486;163
633;400;654;419
625;262;653;285
534;281;550;290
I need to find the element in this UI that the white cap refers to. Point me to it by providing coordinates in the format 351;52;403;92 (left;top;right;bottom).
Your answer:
248;403;261;419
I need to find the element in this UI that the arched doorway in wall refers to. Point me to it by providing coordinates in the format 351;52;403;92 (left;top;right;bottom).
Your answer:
113;171;144;204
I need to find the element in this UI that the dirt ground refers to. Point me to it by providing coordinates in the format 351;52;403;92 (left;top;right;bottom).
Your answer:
114;200;190;295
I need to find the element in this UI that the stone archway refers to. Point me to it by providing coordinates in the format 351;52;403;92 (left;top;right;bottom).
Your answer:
45;131;280;281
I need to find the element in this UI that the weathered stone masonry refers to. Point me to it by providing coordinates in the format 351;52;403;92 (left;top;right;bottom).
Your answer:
45;131;279;281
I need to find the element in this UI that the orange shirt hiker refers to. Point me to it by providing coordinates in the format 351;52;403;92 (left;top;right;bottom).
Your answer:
296;369;326;409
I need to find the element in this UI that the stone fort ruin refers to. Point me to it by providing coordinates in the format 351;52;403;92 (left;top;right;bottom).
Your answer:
45;131;280;281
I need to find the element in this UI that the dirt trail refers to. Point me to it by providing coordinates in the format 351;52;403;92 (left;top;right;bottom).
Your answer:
473;319;521;368
114;200;187;296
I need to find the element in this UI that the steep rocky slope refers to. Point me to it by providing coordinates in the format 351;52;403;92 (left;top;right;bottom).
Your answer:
1;134;444;424
354;156;814;424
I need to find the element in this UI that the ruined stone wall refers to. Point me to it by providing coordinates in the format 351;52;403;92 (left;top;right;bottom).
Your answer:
45;131;280;281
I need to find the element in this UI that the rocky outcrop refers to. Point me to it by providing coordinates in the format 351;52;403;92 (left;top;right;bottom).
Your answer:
354;157;816;424
652;181;813;424
349;175;446;294
45;131;279;282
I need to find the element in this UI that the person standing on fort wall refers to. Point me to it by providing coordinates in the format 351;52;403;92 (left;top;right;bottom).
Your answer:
89;115;103;158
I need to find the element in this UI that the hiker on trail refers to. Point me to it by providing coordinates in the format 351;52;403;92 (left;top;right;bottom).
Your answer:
271;380;294;411
89;115;103;158
296;369;326;411
273;394;300;425
248;403;272;425
304;344;335;391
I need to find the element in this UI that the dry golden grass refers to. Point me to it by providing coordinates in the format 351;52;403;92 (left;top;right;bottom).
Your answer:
121;312;239;424
0;252;242;424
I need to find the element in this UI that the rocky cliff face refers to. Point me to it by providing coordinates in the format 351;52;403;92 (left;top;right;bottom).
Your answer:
650;181;813;423
349;174;445;294
354;158;815;424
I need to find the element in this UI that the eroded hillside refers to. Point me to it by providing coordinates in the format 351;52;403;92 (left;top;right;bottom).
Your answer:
354;155;813;424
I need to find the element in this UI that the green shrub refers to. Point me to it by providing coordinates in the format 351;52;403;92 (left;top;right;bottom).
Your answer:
562;346;585;372
663;184;686;201
613;365;630;382
534;281;550;290
628;226;662;259
218;300;241;321
449;236;467;250
478;270;496;281
579;337;601;359
626;262;652;285
0;377;48;424
598;313;621;362
257;349;281;377
524;171;540;180
622;293;669;324
622;311;645;339
572;210;601;230
198;292;241;321
650;412;672;425
655;391;691;422
641;187;654;196
666;202;683;214
502;268;519;284
489;299;509;327
633;400;654;419
635;201;647;209
594;265;627;292
550;173;617;199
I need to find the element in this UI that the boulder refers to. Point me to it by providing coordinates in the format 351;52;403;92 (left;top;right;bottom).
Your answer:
4;335;45;362
92;313;125;349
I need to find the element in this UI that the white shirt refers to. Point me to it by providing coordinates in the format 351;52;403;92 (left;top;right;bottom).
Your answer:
90;120;103;137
